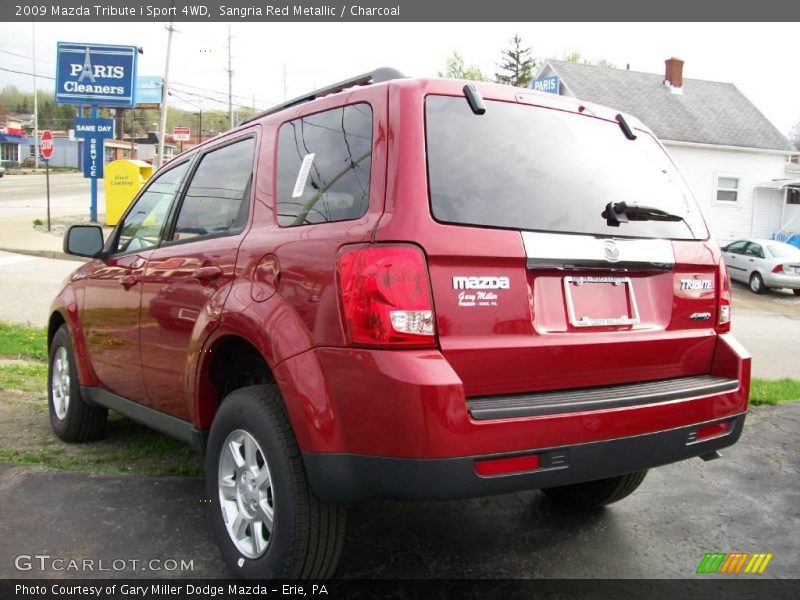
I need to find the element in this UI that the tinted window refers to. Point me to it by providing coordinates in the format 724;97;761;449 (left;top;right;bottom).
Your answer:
172;137;255;241
114;161;189;254
745;243;764;259
276;104;372;227
425;96;708;240
726;241;747;254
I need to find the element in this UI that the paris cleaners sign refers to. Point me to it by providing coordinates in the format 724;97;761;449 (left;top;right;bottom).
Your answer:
56;42;138;107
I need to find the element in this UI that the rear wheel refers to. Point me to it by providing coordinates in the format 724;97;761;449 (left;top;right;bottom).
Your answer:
48;325;107;442
206;385;346;579
542;470;648;509
749;272;766;294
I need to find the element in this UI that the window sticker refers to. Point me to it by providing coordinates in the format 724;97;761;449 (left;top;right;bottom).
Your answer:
292;153;316;198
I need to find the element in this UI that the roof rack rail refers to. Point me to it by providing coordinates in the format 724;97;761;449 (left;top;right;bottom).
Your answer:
241;67;405;125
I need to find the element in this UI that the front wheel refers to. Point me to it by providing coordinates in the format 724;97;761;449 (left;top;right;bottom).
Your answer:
542;470;648;509
749;272;766;294
206;385;346;579
48;325;107;442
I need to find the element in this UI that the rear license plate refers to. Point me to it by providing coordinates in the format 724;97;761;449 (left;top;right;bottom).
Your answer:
563;276;640;327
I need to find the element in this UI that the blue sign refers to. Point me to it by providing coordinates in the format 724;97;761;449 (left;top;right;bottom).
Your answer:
135;76;163;106
56;42;138;107
531;75;560;95
74;118;114;179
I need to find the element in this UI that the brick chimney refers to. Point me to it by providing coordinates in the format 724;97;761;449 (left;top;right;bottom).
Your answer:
664;57;684;93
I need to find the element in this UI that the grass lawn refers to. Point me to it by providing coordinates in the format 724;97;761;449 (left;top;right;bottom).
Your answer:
0;321;796;476
0;321;202;477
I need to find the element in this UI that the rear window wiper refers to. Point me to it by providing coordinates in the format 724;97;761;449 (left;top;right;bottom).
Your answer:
602;201;684;227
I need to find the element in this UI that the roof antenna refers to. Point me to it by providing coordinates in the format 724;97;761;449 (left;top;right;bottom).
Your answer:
463;84;486;115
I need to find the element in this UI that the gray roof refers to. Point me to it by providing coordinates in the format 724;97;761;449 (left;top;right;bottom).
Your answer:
542;60;792;152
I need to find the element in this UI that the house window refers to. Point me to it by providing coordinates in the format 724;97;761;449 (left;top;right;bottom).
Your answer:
788;188;800;205
715;176;740;203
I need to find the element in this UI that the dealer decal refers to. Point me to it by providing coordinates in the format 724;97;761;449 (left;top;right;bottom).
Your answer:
452;276;509;307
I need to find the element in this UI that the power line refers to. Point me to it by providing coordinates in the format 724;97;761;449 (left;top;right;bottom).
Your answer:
172;80;277;106
0;48;54;64
0;66;54;80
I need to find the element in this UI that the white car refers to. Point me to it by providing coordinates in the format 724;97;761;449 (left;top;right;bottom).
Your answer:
722;238;800;295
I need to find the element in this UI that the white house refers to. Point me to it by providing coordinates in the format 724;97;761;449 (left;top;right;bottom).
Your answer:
535;58;799;243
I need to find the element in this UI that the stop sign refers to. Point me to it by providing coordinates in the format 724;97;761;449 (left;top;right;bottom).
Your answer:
40;130;54;161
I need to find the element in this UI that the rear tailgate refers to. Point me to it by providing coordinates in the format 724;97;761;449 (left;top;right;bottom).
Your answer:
423;92;721;399
427;231;720;397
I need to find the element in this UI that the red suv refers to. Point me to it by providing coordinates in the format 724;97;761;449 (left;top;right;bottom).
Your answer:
50;68;750;579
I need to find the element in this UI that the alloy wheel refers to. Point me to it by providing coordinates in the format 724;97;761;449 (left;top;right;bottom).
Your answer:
51;346;70;420
218;429;275;558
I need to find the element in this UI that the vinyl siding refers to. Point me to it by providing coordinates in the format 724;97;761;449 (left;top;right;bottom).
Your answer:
663;143;787;243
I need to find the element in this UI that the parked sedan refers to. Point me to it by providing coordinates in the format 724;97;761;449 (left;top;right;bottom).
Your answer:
722;238;800;295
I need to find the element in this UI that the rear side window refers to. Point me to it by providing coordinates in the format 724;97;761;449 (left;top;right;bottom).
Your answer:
172;137;255;242
425;95;708;240
276;103;372;227
726;241;747;254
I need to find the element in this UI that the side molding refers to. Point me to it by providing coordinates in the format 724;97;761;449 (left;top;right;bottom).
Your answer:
82;386;206;451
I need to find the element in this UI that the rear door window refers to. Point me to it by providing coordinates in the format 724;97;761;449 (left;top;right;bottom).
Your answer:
170;137;255;242
276;104;373;227
745;243;765;259
726;241;747;254
425;95;707;240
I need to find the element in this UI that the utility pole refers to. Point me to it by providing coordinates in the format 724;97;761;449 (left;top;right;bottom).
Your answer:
227;26;234;129
32;23;39;169
157;9;175;169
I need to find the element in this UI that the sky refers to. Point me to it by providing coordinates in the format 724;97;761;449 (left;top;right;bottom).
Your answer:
0;21;798;136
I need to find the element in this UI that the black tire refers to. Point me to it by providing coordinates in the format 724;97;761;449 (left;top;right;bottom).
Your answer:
793;289;800;296
48;325;107;442
206;385;346;579
749;272;766;294
542;470;648;509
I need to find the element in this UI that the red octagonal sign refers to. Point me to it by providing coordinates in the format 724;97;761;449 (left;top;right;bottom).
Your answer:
40;130;54;161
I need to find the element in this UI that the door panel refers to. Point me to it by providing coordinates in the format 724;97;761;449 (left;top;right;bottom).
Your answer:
80;160;191;400
81;252;151;401
139;134;258;419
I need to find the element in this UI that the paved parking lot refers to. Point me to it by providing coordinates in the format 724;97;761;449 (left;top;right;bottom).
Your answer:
730;282;800;379
0;403;797;579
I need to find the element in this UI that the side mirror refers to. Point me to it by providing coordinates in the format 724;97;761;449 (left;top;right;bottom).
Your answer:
64;225;105;258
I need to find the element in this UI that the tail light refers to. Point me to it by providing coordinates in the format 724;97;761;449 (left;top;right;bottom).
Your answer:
772;264;786;274
337;244;437;347
717;260;731;333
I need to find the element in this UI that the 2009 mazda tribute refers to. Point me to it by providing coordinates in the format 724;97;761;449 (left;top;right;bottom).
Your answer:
48;68;750;578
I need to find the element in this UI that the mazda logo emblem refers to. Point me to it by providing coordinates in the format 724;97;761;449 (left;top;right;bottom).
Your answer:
604;240;620;261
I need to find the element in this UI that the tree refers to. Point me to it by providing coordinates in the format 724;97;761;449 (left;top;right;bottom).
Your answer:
438;51;489;82
563;51;616;69
789;121;800;151
495;34;535;88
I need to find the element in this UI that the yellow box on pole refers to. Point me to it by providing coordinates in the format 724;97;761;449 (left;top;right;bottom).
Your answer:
104;160;153;226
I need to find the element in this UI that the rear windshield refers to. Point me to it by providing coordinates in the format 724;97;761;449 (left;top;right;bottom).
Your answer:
767;244;800;259
425;95;708;240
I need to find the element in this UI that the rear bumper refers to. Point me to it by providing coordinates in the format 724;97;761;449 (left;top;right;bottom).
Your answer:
274;334;750;501
764;271;800;289
304;413;746;502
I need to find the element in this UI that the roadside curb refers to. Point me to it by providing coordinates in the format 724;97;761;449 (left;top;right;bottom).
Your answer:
0;248;87;262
